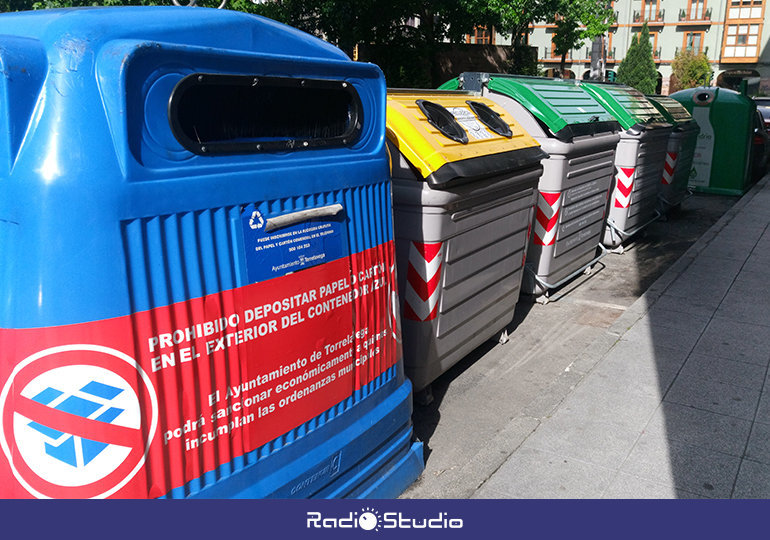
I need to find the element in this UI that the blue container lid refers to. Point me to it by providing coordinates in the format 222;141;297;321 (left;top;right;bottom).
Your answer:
0;6;349;61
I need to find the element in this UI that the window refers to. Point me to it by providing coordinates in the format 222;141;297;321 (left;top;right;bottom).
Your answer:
548;41;572;60
607;32;615;59
688;0;705;19
684;31;705;52
545;41;556;59
466;26;494;45
633;30;659;57
642;0;658;20
728;0;763;19
724;24;761;57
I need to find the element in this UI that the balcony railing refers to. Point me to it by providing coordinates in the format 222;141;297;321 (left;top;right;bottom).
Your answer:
543;48;571;61
633;9;665;23
678;7;712;22
675;45;710;56
584;47;616;60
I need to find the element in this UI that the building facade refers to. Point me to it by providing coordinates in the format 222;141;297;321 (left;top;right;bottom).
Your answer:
492;0;770;95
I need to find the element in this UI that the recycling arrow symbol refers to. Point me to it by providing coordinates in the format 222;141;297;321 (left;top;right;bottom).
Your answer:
249;210;265;230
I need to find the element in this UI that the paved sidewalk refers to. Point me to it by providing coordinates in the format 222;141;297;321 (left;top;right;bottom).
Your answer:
474;175;770;499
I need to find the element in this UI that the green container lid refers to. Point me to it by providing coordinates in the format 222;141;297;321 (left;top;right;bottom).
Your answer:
579;82;670;131
441;74;620;141
486;76;619;141
646;95;695;127
438;78;461;91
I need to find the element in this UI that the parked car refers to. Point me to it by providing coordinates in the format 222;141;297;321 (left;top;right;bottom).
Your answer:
751;109;770;180
757;105;770;130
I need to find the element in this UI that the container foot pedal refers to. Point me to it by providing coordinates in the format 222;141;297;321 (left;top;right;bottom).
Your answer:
605;212;661;254
527;244;609;303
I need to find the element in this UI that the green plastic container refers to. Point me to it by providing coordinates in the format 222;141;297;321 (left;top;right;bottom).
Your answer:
646;95;700;212
670;86;756;195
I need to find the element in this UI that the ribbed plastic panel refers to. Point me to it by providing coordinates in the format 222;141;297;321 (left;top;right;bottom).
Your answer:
120;182;399;497
610;90;663;122
552;149;614;259
675;133;698;187
436;186;534;341
582;83;667;130
525;144;614;287
503;81;611;127
648;95;694;126
630;136;671;219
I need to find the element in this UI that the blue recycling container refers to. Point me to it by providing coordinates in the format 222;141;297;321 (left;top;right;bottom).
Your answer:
0;7;423;499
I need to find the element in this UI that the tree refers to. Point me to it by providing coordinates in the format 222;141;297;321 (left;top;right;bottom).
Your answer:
247;0;498;85
483;0;612;77
3;0;620;87
487;0;558;48
550;0;614;77
505;45;540;76
670;47;712;93
245;0;418;60
1;0;162;9
616;22;658;94
0;0;34;8
0;0;240;10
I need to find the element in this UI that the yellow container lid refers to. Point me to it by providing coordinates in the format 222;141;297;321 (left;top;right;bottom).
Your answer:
386;90;545;186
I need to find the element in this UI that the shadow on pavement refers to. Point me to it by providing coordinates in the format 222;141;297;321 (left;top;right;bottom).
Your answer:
644;187;770;498
411;299;535;464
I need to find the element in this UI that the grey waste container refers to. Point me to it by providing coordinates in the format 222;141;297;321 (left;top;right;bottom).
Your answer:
581;82;674;249
448;74;622;298
647;95;700;213
386;89;547;393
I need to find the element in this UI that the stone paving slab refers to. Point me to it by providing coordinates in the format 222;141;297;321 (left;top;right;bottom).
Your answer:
601;472;705;499
731;459;770;498
473;175;770;499
473;446;616;499
618;432;741;499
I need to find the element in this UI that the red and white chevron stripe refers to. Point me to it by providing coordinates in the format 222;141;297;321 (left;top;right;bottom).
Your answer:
387;263;402;343
661;152;678;185
403;241;443;322
533;191;562;246
614;166;635;208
